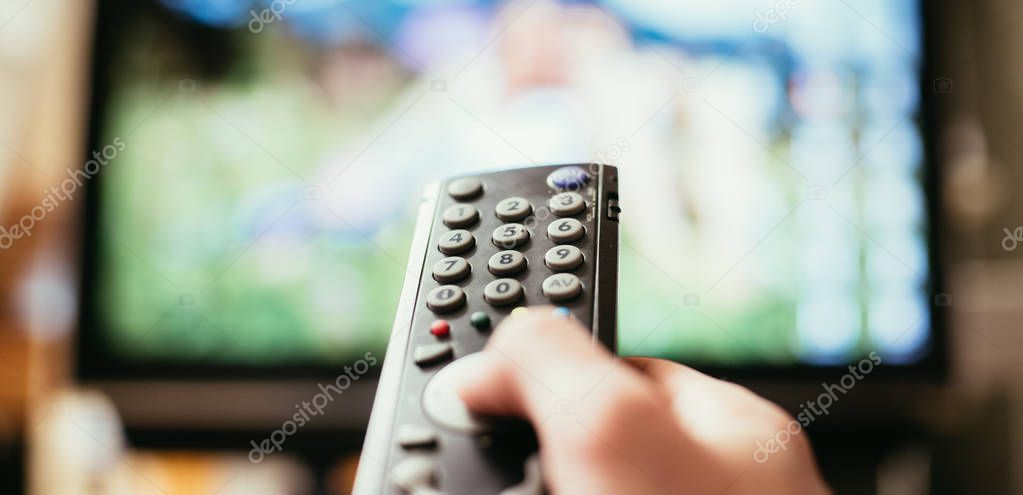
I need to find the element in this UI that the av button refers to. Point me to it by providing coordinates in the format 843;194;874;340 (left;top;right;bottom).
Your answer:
542;273;582;301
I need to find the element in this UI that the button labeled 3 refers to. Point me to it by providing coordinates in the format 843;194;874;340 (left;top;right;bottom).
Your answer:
549;192;585;216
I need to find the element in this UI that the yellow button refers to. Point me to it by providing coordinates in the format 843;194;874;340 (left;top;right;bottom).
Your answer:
510;307;529;318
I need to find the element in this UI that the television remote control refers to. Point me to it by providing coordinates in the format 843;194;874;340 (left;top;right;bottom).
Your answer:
354;164;619;495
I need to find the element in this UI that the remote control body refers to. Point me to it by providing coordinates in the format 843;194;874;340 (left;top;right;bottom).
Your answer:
354;164;619;494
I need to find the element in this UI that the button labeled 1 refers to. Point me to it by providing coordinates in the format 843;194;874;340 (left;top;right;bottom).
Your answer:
442;204;479;228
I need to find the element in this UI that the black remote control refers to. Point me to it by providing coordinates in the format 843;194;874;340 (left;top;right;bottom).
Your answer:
354;164;620;494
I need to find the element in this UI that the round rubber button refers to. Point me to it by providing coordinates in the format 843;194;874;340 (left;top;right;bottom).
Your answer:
422;353;495;434
430;320;450;338
544;245;584;271
495;197;532;221
488;250;526;276
432;256;470;283
547;166;591;189
483;278;523;306
442;204;479;228
542;273;582;302
426;285;466;313
547;218;585;243
447;177;483;200
549;192;586;216
437;229;475;255
469;311;491;329
491;223;530;249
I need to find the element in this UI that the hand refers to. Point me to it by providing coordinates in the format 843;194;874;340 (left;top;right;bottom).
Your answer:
457;307;830;495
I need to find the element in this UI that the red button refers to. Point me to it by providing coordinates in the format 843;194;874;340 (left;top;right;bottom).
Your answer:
430;320;450;338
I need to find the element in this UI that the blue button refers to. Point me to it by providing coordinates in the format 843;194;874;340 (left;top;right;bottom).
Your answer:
547;166;591;189
552;307;572;318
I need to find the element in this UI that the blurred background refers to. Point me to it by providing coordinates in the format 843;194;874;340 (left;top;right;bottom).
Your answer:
0;0;1021;493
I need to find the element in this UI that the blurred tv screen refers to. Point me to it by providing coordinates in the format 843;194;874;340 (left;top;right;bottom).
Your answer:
87;0;931;369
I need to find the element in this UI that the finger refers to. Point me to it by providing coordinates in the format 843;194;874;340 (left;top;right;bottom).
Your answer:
624;356;792;428
457;308;702;494
625;358;830;494
458;306;637;420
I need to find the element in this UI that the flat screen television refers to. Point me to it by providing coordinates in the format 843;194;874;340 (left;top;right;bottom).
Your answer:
76;0;946;428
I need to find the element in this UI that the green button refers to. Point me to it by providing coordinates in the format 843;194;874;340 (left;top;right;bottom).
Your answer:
470;311;491;329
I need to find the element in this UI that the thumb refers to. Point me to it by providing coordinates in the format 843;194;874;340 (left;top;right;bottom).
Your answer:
457;306;623;421
456;307;706;494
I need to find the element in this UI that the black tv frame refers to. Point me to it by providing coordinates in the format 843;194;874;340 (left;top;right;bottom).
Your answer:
75;0;948;421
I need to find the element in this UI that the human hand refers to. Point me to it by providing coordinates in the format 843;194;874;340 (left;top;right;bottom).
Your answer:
457;307;830;495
